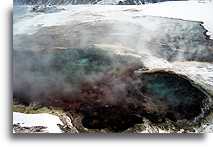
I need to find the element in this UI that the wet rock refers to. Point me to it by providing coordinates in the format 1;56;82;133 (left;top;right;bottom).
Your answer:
58;114;78;133
13;123;47;133
31;5;65;13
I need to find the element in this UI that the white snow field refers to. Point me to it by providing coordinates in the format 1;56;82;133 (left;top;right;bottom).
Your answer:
13;112;63;133
142;0;213;39
14;1;213;39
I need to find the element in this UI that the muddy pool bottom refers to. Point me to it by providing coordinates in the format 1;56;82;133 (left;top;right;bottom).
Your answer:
13;48;211;132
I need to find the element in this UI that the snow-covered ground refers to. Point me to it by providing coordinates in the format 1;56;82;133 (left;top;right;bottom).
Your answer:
14;1;213;39
13;112;63;133
142;0;213;39
13;1;213;133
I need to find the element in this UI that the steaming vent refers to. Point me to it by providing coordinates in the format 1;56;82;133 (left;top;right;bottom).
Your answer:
13;47;211;132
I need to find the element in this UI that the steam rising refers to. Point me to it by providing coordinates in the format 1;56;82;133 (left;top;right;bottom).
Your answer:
13;47;144;105
13;5;213;130
14;15;213;62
